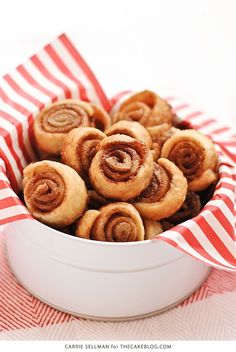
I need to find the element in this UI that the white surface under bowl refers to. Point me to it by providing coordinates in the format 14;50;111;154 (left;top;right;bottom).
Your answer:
4;219;210;321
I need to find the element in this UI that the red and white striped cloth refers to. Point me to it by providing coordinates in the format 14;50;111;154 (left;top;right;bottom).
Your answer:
0;33;235;274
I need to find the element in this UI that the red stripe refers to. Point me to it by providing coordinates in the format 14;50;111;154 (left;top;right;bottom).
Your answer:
184;111;203;121
0;311;31;331
164;96;175;102
0;127;24;174
4;74;44;109
0;87;35;153
31;55;71;99
205;191;235;216
211;126;230;135
0;213;32;226
195;215;236;264
0;180;11;191
0;301;35;330
206;190;235;213
17;65;57;102
0;109;31;163
216;180;235;191
45;44;89;102
202;204;235;241
1;274;33;304
0;289;40;325
219;170;235;179
216;143;236;163
0;196;24;210
172;103;189;112
0;87;31;116
216;141;236;147
59;33;111;111
0;149;19;193
40;306;55;327
194;118;216;129
156;232;233;270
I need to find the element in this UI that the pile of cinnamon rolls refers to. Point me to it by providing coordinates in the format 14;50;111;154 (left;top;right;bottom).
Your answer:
22;90;219;242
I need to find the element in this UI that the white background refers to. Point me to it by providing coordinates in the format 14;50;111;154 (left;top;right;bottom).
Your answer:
0;0;235;127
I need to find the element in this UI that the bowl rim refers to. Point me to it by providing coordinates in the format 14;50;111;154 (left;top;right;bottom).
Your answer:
12;217;159;248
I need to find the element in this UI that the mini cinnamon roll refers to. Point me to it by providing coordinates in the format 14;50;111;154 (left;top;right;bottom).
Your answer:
105;121;152;148
76;203;145;242
161;130;218;191
34;100;93;155
90;104;111;131
132;158;188;220
112;90;174;127
143;219;163;239
61;127;106;184
89;134;154;201
23;160;87;227
165;191;201;224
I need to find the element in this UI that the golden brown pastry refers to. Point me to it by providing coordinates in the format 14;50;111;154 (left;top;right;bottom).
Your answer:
165;191;201;224
132;158;188;220
147;123;180;148
61;127;106;184
147;124;180;160
112;90;174;127
34;100;93;155
161;130;218;191
90;104;111;131
89;134;154;201
22;160;87;227
76;203;145;242
75;209;100;239
105;120;152;148
143;219;163;239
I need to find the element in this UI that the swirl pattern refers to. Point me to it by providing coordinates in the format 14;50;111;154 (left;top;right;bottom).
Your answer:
34;100;93;155
23;160;87;227
89;134;154;200
61;127;106;185
132;158;188;220
161;130;218;191
25;170;65;213
75;203;145;242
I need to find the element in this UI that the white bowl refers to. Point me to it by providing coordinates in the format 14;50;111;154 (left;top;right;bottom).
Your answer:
4;218;210;321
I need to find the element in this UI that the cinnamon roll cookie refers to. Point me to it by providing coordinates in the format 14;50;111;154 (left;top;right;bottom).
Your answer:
132;158;188;220
22;160;87;227
34;100;93;155
61;127;106;185
89;134;154;201
75;203;145;242
161;130;218;191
